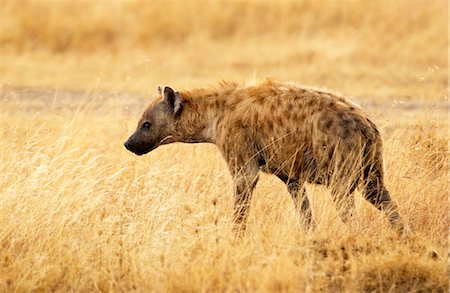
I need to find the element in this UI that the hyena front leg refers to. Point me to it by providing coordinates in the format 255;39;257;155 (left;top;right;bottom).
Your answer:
220;132;261;232
225;154;260;232
232;168;259;231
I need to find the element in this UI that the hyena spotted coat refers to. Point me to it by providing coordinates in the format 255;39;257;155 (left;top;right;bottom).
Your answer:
124;80;403;231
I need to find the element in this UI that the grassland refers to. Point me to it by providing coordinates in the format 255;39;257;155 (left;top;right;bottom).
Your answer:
0;0;448;292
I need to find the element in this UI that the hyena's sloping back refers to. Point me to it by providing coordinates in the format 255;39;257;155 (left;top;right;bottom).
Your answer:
205;80;383;188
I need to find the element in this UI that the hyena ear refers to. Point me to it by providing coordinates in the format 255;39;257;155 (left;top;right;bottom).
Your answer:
163;86;183;117
157;85;162;95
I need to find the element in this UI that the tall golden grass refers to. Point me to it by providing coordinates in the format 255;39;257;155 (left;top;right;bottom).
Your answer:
0;0;448;292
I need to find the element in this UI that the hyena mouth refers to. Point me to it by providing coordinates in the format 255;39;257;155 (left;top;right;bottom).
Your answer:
132;137;173;156
131;145;157;156
124;142;158;156
136;137;174;155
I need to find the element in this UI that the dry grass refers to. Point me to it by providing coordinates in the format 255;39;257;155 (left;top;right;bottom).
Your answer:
0;0;448;292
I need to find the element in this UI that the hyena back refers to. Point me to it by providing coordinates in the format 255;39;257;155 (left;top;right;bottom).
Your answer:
124;80;404;232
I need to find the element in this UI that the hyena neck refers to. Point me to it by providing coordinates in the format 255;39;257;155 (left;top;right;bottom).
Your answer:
176;87;232;144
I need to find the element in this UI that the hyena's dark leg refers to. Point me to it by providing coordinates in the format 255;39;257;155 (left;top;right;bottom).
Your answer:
277;175;313;227
363;168;404;231
362;139;406;233
288;181;314;227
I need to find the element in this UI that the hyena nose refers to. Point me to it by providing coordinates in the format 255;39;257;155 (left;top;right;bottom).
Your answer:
124;140;132;151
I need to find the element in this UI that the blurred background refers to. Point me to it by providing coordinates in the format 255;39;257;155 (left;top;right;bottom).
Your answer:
0;2;448;291
0;0;447;100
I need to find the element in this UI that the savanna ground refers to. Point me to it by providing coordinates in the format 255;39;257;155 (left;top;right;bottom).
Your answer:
0;0;448;292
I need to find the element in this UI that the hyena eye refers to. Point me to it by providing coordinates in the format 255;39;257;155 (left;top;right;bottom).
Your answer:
142;122;151;130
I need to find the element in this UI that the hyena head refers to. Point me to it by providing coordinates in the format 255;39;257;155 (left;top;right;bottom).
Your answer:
124;86;183;156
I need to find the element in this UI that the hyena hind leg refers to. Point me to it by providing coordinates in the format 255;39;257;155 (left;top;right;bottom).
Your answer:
328;150;359;224
330;179;358;224
363;181;405;232
363;160;406;233
286;180;314;228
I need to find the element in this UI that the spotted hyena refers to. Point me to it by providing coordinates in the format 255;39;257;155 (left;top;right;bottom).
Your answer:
124;80;404;232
